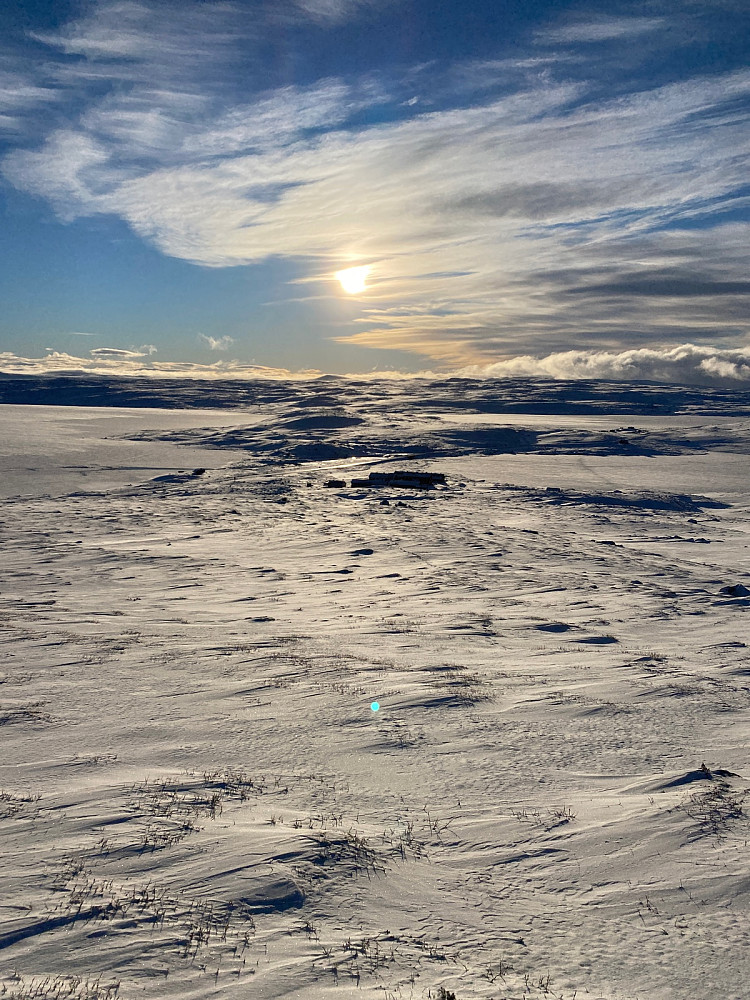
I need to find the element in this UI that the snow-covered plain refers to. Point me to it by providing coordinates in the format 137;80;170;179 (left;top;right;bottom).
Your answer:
1;374;749;1000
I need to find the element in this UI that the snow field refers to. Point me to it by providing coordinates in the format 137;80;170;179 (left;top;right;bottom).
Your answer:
1;383;749;1000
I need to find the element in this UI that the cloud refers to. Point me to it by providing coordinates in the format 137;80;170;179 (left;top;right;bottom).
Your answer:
0;71;59;133
32;1;242;69
3;130;117;219
457;344;750;387
29;0;390;88
90;346;156;359
2;344;749;387
181;79;388;158
0;350;324;380
5;54;747;362
291;0;399;25
199;334;235;351
536;16;665;45
1;0;748;366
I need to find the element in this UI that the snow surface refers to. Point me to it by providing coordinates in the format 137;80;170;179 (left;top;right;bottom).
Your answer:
0;375;748;1000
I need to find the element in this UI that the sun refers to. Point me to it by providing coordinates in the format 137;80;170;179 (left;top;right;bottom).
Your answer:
336;265;370;295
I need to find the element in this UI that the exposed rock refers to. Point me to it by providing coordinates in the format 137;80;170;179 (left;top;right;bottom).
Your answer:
351;470;446;489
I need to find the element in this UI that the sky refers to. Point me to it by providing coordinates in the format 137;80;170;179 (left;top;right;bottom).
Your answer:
1;0;749;383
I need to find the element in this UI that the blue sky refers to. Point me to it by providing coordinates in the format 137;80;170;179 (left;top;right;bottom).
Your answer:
1;0;749;382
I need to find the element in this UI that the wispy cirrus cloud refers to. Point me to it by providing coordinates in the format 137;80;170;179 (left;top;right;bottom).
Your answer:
535;16;665;45
180;78;389;158
31;1;243;68
291;0;401;24
0;70;60;133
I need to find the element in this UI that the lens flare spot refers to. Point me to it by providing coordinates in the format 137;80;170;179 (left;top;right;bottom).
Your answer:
370;701;380;712
336;265;370;295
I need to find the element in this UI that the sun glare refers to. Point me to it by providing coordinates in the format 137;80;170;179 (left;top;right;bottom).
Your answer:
336;265;370;295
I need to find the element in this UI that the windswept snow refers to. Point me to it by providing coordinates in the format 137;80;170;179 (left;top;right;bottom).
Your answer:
0;375;748;1000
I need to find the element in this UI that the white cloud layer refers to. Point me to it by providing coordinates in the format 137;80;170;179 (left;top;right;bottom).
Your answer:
2;344;749;388
0;350;323;380
458;345;750;387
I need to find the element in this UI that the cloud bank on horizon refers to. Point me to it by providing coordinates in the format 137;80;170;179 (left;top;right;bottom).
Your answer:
0;0;748;381
2;343;750;387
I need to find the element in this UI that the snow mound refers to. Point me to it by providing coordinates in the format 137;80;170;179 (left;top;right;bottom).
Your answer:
502;484;728;511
